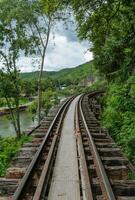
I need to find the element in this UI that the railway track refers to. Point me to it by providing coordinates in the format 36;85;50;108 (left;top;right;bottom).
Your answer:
12;96;74;200
76;92;135;200
1;92;135;200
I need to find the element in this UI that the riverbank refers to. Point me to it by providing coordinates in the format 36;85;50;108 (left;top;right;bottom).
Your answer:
0;100;64;178
0;102;32;116
0;111;37;137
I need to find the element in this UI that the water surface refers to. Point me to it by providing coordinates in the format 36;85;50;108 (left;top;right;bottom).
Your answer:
0;111;37;137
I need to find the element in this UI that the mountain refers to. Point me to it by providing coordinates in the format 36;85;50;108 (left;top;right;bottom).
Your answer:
20;61;96;83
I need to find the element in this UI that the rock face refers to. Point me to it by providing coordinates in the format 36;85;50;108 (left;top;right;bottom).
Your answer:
6;168;26;179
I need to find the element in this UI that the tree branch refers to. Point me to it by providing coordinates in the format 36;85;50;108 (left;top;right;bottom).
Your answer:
34;22;45;48
29;24;43;57
0;50;9;67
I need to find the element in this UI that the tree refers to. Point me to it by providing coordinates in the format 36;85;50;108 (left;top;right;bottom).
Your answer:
22;80;36;97
17;0;65;124
0;71;21;137
67;0;135;81
0;0;33;137
42;89;59;116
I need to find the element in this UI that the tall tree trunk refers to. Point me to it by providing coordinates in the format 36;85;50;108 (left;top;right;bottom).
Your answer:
5;96;19;137
15;98;21;137
13;58;21;137
37;75;42;124
37;21;51;124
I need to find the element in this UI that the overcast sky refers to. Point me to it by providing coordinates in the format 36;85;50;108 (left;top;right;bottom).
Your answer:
19;18;93;72
18;20;93;72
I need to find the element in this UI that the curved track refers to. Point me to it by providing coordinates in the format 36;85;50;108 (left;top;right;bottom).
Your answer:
9;92;135;200
76;93;135;200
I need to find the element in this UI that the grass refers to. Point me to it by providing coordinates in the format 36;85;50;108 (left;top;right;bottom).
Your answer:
0;135;32;176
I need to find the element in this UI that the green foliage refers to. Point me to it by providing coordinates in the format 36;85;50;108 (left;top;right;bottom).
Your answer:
68;0;135;164
101;80;135;164
21;80;36;97
0;98;29;108
42;90;59;115
0;98;7;107
17;0;66;123
68;0;135;81
0;0;36;137
20;61;98;105
0;71;21;100
0;135;31;176
28;89;60;115
28;100;38;114
20;61;97;85
90;79;108;91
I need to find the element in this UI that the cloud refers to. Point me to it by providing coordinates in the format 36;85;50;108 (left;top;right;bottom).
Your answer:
18;33;93;72
1;19;93;72
55;20;78;42
18;57;34;72
45;34;92;71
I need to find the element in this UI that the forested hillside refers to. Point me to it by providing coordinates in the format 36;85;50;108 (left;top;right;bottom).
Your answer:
21;61;96;85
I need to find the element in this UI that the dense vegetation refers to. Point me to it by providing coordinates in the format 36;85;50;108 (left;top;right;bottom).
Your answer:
23;61;97;115
0;0;66;136
67;0;135;81
0;61;96;116
21;61;96;84
68;0;135;164
0;135;31;176
101;80;135;164
0;0;97;137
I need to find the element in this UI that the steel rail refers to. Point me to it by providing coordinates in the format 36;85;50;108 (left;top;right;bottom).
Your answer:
12;97;74;200
75;95;93;200
87;92;135;177
79;94;116;200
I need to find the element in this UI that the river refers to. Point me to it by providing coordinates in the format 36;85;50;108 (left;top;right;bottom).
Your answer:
0;111;37;137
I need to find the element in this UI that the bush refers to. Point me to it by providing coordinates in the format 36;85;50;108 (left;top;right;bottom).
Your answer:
0;135;31;176
0;98;7;107
90;79;108;91
28;100;37;114
28;90;60;116
101;80;135;164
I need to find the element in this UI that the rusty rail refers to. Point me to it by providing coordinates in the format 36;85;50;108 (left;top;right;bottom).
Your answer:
75;96;93;200
79;94;116;200
12;97;74;200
